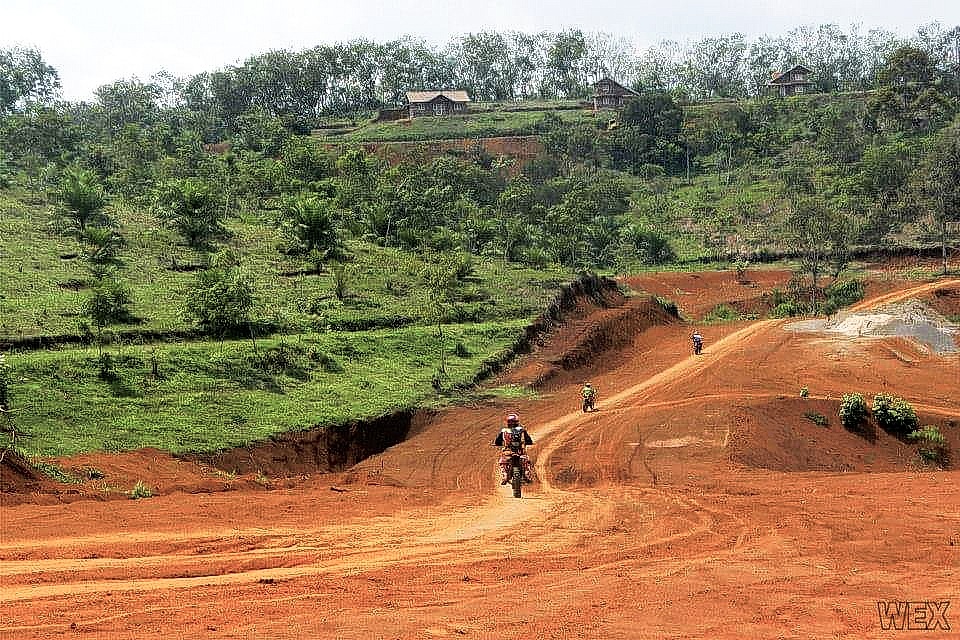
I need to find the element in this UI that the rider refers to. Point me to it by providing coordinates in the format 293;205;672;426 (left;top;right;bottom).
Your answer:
581;382;597;411
493;413;534;485
691;330;704;353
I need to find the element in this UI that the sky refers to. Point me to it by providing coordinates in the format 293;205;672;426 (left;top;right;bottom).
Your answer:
2;0;959;100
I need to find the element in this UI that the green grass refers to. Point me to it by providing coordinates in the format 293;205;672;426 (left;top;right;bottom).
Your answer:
315;107;603;143
2;321;526;456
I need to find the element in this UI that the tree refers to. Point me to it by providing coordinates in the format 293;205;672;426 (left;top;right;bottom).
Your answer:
184;266;256;336
0;47;61;114
59;166;107;232
915;122;960;274
277;193;343;260
620;92;682;139
867;46;955;133
423;253;462;377
81;226;124;265
155;178;225;249
83;276;134;360
854;141;914;242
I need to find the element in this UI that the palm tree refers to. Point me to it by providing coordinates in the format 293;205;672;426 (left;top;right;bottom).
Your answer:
59;166;106;232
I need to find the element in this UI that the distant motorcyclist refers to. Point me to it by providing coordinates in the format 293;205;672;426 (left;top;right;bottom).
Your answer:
691;330;704;355
493;413;534;484
581;382;597;412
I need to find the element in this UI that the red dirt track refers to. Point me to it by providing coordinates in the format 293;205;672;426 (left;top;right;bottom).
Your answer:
2;274;960;639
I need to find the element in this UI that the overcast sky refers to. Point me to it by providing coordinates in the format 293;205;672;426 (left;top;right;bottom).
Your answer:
2;0;958;100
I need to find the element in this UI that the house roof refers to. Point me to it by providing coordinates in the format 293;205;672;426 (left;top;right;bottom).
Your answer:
593;77;639;97
768;65;814;85
406;90;471;104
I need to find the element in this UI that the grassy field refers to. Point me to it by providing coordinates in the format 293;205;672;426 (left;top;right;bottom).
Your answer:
314;107;608;143
3;321;526;457
0;190;568;341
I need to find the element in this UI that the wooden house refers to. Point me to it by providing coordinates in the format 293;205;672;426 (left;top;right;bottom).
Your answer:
767;65;814;97
592;77;639;109
406;90;471;117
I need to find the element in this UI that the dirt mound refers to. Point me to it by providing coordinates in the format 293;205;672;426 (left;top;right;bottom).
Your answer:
928;284;960;318
789;299;958;353
623;269;795;319
727;398;957;472
0;450;43;493
503;295;678;389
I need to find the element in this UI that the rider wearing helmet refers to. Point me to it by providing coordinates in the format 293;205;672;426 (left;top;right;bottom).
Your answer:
581;382;597;412
493;413;534;484
691;330;704;354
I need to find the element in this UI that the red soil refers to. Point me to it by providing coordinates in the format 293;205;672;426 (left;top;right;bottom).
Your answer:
2;273;959;639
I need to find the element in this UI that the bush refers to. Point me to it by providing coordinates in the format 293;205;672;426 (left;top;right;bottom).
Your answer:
908;425;948;464
822;278;865;315
872;393;919;437
804;411;829;426
839;393;868;431
128;480;154;499
184;267;256;336
704;304;738;322
799;386;809;398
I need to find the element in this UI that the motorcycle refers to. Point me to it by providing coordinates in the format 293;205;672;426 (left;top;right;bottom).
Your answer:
582;395;596;413
509;453;526;498
692;335;703;355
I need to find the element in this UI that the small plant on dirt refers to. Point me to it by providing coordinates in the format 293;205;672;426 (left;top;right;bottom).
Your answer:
799;386;810;398
909;425;949;465
872;393;919;437
734;259;749;284
128;480;154;499
804;411;829;427
704;303;739;322
839;393;868;432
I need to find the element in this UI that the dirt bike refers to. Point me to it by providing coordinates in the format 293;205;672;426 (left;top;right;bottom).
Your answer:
693;337;703;355
582;395;596;412
509;453;525;498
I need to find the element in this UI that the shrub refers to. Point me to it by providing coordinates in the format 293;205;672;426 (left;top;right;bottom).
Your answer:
84;277;134;327
769;301;802;318
804;411;829;426
184;267;256;336
908;425;948;464
154;177;225;249
799;386;810;398
872;393;919;437
839;393;868;431
128;480;154;499
704;304;738;322
655;296;679;317
822;278;865;315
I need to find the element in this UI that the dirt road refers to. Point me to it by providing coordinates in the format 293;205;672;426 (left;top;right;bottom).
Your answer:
2;275;959;639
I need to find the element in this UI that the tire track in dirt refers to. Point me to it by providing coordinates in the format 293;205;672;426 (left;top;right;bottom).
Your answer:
0;323;780;606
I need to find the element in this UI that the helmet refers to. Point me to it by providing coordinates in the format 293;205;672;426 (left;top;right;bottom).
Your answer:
506;413;520;426
584;382;592;386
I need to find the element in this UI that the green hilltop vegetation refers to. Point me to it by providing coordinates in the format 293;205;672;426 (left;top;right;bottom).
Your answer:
1;32;959;462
